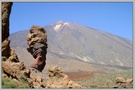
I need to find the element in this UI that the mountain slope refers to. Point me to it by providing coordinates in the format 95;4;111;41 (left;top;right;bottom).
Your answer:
45;21;132;67
9;21;133;72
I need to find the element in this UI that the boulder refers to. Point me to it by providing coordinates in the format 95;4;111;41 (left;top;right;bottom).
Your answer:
114;77;133;88
116;77;126;83
126;79;133;88
46;66;82;88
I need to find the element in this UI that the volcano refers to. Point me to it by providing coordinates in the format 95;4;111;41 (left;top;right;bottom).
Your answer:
9;21;133;72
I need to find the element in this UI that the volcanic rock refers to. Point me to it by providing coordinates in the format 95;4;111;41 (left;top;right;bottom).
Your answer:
46;66;82;88
2;2;13;42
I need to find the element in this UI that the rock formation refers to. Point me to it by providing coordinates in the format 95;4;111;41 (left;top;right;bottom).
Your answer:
114;77;133;88
2;2;133;89
46;66;82;88
2;61;82;88
26;25;47;72
2;2;12;42
2;2;13;59
27;25;47;57
2;2;83;89
2;38;11;59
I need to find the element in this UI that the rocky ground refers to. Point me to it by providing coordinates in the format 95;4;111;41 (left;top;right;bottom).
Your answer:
65;70;133;88
64;71;105;81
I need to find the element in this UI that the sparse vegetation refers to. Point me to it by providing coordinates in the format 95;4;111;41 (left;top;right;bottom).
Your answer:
2;78;17;88
2;77;29;88
76;70;132;88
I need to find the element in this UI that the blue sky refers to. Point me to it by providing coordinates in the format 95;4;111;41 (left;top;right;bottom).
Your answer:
10;2;133;40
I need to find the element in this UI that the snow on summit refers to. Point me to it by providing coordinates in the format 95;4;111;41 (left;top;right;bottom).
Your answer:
53;20;69;32
54;24;62;31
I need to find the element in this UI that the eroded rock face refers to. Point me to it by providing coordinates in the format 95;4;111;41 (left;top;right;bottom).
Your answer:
116;77;126;83
27;68;48;88
2;2;17;59
2;39;11;58
27;25;47;58
2;2;13;59
2;59;46;88
2;2;13;42
27;25;48;72
2;61;27;79
2;61;83;89
2;38;19;62
46;66;82;88
114;77;133;88
126;79;133;88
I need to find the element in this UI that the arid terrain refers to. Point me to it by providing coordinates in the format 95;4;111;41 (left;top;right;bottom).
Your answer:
64;70;133;88
2;2;133;89
64;71;105;81
8;19;133;89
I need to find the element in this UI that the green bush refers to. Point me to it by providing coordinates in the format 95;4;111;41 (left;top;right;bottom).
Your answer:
2;78;17;88
2;77;29;88
17;84;29;88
